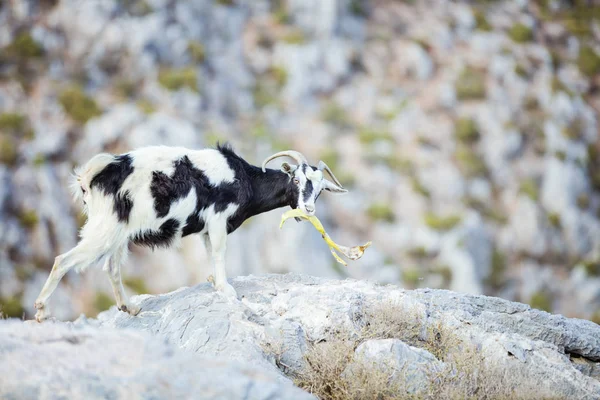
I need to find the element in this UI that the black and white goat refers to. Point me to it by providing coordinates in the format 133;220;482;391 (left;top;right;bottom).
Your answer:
34;144;346;321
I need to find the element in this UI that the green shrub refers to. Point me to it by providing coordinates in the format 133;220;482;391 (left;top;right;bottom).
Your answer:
547;212;561;228
358;127;393;144
282;29;306;45
551;77;573;96
424;213;461;231
407;246;428;258
577;46;600;77
94;292;114;312
319;149;340;172
402;268;421;286
123;277;149;294
0;296;24;318
582;260;600;277
486;249;506;289
519;178;539;201
114;79;137;98
349;0;367;17
321;103;350;127
188;41;205;63
0;136;18;165
554;150;567;161
59;86;102;124
410;176;430;198
216;0;234;5
455;118;479;143
6;32;44;59
18;209;39;229
366;203;395;223
158;67;198;92
455;67;486;100
508;23;533;43
514;64;528;78
136;99;156;114
529;290;551;312
474;10;492;32
0;113;26;133
271;66;288;88
455;145;487;177
577;193;590;209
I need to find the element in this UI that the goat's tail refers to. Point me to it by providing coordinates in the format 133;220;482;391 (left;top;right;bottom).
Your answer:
70;153;116;204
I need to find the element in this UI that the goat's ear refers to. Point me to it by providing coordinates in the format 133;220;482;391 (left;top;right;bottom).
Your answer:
281;162;297;176
323;179;348;194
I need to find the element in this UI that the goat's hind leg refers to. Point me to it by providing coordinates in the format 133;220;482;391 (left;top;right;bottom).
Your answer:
34;239;105;322
105;247;140;316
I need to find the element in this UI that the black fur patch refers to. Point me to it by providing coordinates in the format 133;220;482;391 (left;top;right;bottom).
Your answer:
182;214;205;237
90;154;135;223
131;219;180;250
114;191;133;223
216;143;298;233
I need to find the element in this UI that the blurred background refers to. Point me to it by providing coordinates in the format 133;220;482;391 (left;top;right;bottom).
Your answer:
0;0;599;322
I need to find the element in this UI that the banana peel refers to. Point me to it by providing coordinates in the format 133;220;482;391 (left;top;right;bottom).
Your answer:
280;209;372;266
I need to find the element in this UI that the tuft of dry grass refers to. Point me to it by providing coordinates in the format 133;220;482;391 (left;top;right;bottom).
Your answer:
288;301;520;400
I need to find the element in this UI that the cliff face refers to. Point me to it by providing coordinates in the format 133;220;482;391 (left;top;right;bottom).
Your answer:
1;274;599;399
1;0;600;323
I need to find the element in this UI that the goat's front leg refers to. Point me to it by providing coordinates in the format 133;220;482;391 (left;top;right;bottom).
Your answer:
207;226;237;299
105;250;140;316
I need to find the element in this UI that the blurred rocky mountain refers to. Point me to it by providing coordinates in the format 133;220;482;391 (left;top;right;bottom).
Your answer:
0;0;599;323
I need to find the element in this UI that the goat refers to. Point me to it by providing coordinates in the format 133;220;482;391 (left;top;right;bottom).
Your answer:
34;144;346;322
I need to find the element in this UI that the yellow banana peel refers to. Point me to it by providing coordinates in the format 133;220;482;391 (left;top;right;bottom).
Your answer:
280;209;372;266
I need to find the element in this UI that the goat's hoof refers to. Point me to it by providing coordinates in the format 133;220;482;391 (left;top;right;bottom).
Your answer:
119;304;141;316
216;283;238;299
34;307;49;323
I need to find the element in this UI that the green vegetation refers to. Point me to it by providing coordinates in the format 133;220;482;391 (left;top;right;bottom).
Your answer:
0;296;24;318
508;23;533;43
59;86;102;124
272;0;290;24
547;212;561;228
0;113;26;134
519;178;539;201
158;67;198;92
136;99;156;114
349;0;367;17
592;311;600;325
524;96;539;111
407;246;428;259
123;277;149;294
582;260;600;277
188;40;205;63
577;193;590;209
455;145;487;178
253;80;277;108
114;79;137;99
321;102;350;127
0;136;18;165
366;203;395;223
282;29;306;45
529;290;551;312
486;249;506;289
551;77;573;96
455;67;486;100
410;176;431;198
6;32;44;59
18;209;39;229
577;46;600;77
514;63;528;78
424;213;461;231
455;118;479;143
474;9;492;32
402;268;421;286
216;0;234;5
555;150;567;161
432;265;453;286
94;292;115;312
358;127;393;144
271;65;288;87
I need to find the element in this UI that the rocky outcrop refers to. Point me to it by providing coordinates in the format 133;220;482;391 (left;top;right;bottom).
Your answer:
1;274;599;399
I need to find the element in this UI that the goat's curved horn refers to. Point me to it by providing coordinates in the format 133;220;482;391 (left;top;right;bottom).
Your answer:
318;160;344;188
262;151;308;172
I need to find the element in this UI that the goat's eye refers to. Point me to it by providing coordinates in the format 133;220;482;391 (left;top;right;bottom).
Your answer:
293;178;300;185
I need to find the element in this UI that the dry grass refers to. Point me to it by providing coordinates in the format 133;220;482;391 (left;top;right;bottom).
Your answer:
289;301;519;400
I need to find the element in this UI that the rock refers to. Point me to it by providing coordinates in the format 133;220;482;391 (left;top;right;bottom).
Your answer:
350;338;445;394
2;274;598;399
0;320;312;400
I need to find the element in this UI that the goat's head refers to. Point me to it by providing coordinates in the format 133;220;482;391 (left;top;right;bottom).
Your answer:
262;150;347;216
